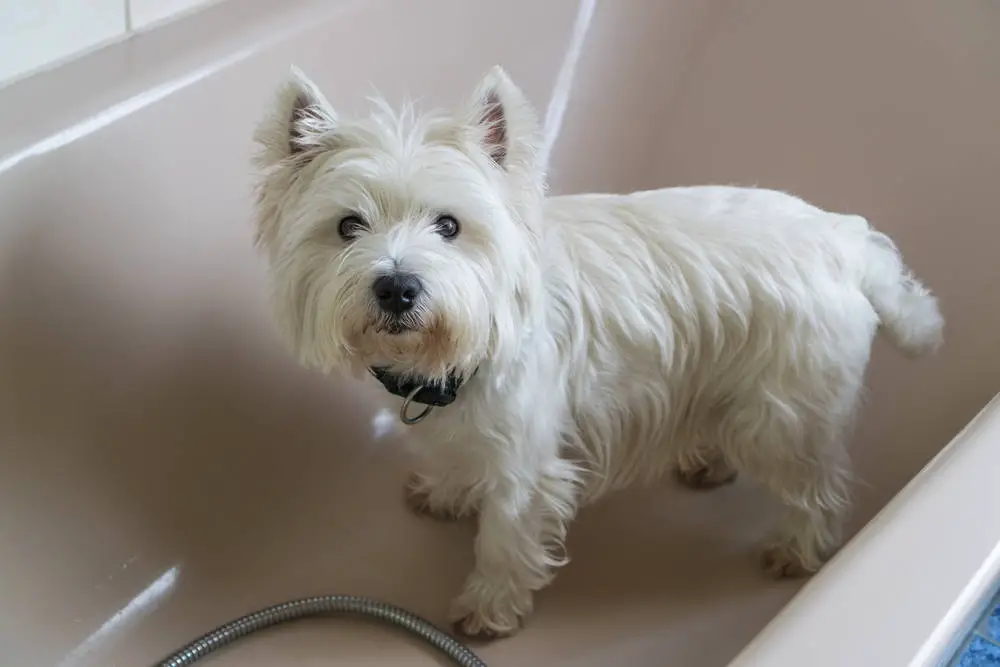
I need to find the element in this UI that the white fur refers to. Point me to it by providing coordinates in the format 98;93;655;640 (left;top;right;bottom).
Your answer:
252;66;944;638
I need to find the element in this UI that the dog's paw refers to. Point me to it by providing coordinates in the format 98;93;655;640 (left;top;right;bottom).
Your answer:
451;611;518;640
448;577;532;640
675;460;738;490
403;475;464;521
760;545;815;579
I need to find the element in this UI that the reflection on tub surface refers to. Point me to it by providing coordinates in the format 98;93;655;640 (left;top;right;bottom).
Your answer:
59;567;182;667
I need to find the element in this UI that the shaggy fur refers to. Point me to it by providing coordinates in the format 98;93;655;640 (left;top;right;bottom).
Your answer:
252;66;944;638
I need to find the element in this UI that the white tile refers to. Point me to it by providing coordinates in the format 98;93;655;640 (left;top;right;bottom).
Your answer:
0;0;126;85
128;0;218;29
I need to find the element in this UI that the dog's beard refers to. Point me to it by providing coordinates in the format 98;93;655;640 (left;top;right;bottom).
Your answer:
345;306;471;380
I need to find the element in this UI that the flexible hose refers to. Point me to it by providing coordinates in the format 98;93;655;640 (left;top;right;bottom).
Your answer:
154;594;487;667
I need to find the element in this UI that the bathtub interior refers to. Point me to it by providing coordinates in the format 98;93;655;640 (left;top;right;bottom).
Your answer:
1;0;998;666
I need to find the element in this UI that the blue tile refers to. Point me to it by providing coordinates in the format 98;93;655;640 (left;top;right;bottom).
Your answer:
954;636;1000;666
985;599;1000;642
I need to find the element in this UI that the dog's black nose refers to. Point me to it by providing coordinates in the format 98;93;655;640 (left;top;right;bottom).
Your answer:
372;273;423;314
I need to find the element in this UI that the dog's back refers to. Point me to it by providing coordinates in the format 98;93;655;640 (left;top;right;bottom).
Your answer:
538;185;942;500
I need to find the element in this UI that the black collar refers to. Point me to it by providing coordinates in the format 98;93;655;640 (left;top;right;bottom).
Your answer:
368;367;473;407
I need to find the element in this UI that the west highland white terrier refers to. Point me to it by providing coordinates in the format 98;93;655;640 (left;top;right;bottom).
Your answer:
252;66;944;638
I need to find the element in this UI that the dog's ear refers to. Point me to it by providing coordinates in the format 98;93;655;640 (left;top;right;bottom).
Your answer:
462;66;541;172
254;66;338;169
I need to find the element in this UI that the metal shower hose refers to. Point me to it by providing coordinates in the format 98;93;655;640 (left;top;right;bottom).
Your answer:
154;594;487;666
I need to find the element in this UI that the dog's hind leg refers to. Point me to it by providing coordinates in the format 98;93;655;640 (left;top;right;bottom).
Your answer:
720;385;857;577
754;448;851;578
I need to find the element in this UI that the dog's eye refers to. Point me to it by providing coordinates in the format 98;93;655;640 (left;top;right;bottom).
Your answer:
338;215;367;241
434;215;460;240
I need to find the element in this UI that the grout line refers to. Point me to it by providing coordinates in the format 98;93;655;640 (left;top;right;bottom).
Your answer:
124;0;133;33
947;608;999;664
978;597;999;645
949;634;972;666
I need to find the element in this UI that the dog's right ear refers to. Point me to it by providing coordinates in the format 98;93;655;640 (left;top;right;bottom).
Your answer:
254;66;338;169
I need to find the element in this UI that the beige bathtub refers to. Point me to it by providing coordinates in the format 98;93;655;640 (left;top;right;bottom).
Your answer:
1;1;998;666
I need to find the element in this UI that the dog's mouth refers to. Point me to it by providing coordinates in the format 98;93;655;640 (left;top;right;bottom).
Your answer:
370;315;422;336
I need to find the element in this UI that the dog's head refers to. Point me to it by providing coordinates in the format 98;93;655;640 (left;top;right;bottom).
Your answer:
253;67;545;382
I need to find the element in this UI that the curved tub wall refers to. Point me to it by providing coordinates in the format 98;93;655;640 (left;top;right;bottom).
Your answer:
731;393;1000;667
0;1;997;666
645;0;1000;516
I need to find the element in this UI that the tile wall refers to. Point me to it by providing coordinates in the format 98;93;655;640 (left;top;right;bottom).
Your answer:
0;0;222;85
952;592;1000;666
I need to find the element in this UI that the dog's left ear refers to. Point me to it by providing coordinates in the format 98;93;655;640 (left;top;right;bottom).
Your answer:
462;66;541;172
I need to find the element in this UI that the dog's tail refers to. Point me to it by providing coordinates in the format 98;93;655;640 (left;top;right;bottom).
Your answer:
861;225;944;357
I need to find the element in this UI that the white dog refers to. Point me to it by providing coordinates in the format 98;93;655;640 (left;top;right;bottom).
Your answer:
252;66;944;638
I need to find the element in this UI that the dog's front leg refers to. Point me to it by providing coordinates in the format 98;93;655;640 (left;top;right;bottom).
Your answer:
449;445;578;638
449;481;550;638
404;465;482;521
